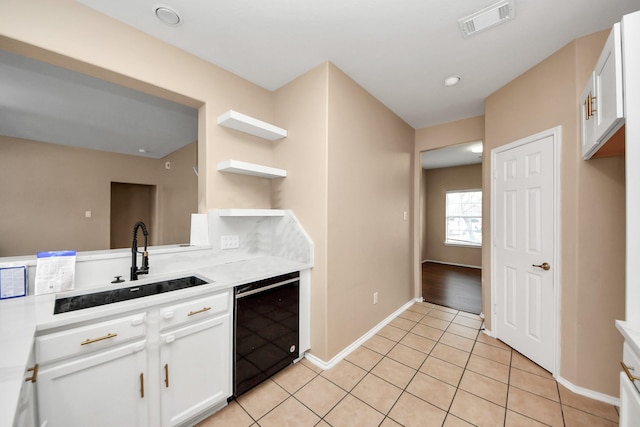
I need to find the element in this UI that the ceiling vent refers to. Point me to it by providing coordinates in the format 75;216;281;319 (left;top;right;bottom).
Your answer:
459;0;515;38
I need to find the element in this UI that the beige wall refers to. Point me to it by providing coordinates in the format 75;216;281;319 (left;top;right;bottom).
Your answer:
413;117;485;296
273;63;331;360
1;1;415;363
422;164;482;266
0;135;196;256
160;142;199;244
273;63;415;361
1;0;277;216
484;30;625;396
325;64;414;358
3;0;625;397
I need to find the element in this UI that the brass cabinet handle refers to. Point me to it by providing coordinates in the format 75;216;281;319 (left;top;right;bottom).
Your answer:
164;363;169;388
584;92;597;120
585;94;591;120
80;332;117;346
188;307;211;316
25;364;39;383
140;373;145;398
621;362;640;382
532;262;551;271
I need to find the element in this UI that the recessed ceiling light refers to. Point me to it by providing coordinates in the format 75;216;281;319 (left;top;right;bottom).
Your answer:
155;5;182;26
139;148;147;153
443;76;461;87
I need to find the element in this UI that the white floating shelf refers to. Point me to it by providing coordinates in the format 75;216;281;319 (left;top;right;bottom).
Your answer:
217;110;287;141
217;160;286;179
218;209;285;217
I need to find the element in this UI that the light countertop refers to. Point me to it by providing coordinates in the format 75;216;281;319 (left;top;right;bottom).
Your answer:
0;255;310;427
617;320;640;356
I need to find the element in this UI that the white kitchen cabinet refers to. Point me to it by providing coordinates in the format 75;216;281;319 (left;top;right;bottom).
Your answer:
618;10;640;426
34;290;233;427
13;347;38;427
37;340;149;427
581;23;624;159
35;312;148;426
621;371;640;426
159;315;231;426
620;341;640;426
580;72;598;157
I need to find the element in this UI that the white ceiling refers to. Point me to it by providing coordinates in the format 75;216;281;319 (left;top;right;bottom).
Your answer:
77;0;640;129
422;142;483;170
0;49;197;159
3;0;639;164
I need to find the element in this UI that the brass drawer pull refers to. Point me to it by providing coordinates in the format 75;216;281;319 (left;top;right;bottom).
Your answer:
80;332;118;346
25;364;39;383
188;307;211;316
621;362;640;382
164;363;170;388
140;372;145;398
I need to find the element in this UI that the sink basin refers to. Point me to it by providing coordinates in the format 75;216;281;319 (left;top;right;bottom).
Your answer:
54;276;209;314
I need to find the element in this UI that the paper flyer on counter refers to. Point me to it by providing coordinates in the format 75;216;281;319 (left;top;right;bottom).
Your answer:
35;250;76;295
0;266;27;299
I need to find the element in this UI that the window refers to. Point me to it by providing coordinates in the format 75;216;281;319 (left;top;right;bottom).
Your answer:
445;190;482;246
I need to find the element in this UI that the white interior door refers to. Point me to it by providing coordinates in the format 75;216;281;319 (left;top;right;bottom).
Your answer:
491;127;559;373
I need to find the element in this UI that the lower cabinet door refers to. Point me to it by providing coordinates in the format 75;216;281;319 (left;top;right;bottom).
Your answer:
160;314;231;427
37;341;148;427
620;372;640;427
13;346;37;427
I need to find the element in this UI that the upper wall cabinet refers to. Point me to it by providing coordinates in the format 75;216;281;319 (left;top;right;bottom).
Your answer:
581;23;624;159
217;110;287;141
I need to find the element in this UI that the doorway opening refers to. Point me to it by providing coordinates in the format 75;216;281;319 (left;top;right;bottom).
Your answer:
110;182;156;249
420;141;483;314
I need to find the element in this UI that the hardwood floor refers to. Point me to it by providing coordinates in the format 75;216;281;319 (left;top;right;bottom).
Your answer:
421;262;482;314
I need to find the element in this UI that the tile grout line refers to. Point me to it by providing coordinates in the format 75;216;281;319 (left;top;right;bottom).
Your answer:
224;302;618;427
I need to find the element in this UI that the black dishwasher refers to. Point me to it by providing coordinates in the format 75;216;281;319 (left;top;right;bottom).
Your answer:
233;271;300;397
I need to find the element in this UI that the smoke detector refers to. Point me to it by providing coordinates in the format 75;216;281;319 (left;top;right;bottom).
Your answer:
459;0;515;38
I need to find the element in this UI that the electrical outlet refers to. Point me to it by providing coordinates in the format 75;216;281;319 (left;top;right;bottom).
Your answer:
220;235;240;250
373;292;378;305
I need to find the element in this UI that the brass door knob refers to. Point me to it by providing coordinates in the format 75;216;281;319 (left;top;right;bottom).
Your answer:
532;262;551;271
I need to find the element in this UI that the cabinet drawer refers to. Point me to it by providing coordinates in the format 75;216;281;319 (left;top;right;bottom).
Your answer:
159;291;230;330
623;342;640;391
36;313;146;364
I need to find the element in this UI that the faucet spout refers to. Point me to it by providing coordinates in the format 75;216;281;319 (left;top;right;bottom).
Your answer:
131;221;149;281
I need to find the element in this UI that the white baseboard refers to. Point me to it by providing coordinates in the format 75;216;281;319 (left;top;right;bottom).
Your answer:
304;299;620;409
555;376;620;407
304;298;422;371
478;330;618;406
422;259;481;269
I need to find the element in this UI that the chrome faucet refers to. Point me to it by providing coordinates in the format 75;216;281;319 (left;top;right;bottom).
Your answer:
131;221;149;281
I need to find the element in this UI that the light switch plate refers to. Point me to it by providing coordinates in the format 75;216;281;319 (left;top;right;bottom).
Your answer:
220;235;240;250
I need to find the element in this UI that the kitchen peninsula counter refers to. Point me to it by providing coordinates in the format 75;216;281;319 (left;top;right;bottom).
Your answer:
0;209;314;427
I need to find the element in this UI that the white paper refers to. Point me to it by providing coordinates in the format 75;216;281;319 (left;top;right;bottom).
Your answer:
35;251;76;295
0;266;27;299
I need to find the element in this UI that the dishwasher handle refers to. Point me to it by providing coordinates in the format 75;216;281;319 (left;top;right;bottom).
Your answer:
235;271;300;297
236;278;299;299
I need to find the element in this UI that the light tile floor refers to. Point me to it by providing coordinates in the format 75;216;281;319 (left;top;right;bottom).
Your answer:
197;302;619;427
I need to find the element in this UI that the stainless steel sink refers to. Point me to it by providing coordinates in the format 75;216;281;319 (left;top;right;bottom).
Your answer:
53;276;209;314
